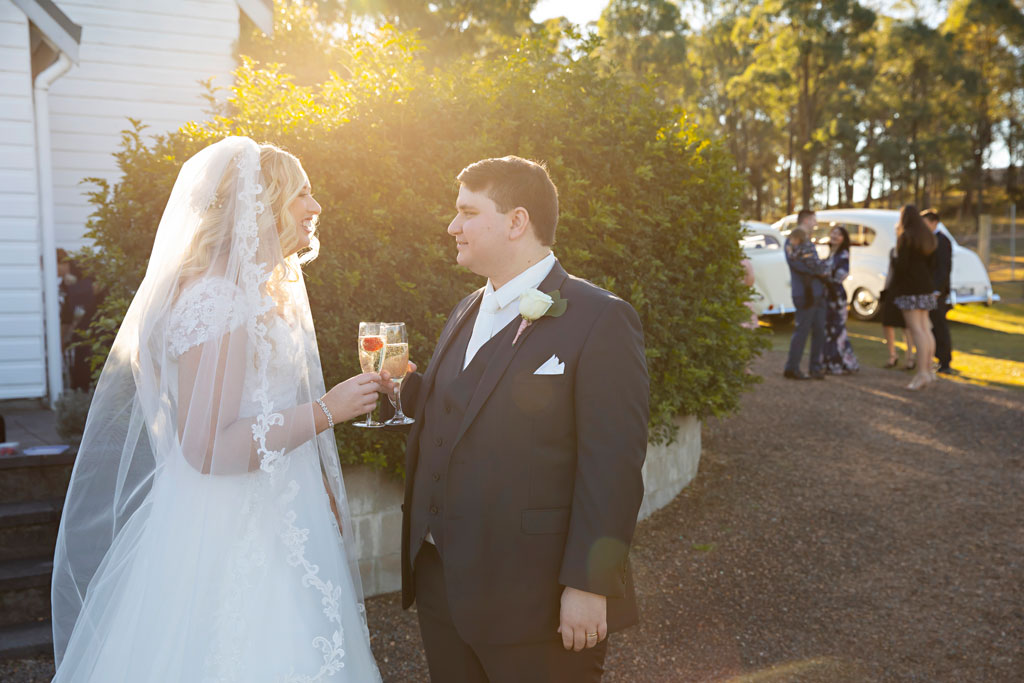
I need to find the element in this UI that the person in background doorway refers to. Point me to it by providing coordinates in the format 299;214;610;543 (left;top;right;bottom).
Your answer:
57;252;97;392
921;209;953;374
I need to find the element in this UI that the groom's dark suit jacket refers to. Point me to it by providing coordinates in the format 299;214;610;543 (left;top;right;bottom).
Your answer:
398;261;650;646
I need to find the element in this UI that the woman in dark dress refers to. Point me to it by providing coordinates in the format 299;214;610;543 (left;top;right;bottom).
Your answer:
880;248;916;369
890;205;938;390
823;226;859;374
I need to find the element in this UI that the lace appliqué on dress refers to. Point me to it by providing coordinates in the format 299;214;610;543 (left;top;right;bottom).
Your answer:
167;278;247;358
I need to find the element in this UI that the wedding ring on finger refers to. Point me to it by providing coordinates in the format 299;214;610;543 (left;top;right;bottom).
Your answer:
586;632;598;639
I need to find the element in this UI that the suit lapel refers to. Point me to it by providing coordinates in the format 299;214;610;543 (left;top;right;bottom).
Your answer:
407;288;482;457
420;289;482;397
451;262;569;450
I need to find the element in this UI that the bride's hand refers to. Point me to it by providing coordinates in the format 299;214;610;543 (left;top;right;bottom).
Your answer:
323;372;382;423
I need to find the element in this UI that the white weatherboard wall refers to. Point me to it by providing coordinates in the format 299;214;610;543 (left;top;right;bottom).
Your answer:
0;3;47;399
347;417;702;597
46;0;243;249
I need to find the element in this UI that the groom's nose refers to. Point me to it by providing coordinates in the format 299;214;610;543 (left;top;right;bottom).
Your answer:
447;217;461;235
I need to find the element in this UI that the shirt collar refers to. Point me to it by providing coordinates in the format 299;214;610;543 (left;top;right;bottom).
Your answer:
484;252;557;311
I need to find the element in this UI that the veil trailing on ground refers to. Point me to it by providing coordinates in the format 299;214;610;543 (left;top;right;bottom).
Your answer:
52;137;367;679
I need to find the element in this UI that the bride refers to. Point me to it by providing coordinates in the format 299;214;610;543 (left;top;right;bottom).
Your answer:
51;137;383;682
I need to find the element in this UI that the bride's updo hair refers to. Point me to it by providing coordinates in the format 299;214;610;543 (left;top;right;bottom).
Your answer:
259;143;319;265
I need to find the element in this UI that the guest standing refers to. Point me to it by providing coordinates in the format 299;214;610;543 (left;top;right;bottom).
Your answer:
823;226;859;374
890;205;938;390
921;208;954;374
783;209;829;380
879;246;916;369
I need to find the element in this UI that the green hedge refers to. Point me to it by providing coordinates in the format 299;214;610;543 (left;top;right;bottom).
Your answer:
77;30;764;474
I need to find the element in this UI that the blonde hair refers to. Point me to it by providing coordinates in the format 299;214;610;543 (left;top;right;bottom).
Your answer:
177;143;318;306
259;143;319;266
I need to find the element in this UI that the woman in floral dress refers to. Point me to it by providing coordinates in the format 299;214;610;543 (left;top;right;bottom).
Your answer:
823;226;859;374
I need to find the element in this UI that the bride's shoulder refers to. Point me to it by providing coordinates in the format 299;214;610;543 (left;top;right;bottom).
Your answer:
174;275;244;307
167;276;247;356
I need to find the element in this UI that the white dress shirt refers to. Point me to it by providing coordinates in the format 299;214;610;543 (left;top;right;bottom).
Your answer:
463;252;557;369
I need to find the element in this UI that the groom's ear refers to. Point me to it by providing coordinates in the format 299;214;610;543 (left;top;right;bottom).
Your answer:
507;206;532;241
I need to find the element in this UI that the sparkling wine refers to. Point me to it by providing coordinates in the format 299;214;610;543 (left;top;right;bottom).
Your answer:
358;335;385;374
381;342;409;379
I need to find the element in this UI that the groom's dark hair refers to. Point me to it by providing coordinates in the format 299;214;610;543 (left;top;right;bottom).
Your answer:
457;156;559;246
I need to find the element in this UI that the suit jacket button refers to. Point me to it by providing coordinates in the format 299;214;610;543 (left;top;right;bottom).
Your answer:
429;506;438;515
444;406;451;414
434;437;443;447
432;473;441;482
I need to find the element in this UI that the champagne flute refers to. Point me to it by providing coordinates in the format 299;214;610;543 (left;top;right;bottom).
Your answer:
354;322;385;428
381;322;415;426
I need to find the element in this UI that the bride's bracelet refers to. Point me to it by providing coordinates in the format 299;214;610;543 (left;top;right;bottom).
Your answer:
315;397;334;429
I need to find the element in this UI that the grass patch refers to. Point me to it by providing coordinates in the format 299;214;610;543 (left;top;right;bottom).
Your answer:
761;281;1023;391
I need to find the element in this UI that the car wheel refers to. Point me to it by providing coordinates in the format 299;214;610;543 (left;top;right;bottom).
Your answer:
850;287;879;321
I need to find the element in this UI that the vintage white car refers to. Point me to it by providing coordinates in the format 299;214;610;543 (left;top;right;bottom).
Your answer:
766;209;998;320
740;221;795;318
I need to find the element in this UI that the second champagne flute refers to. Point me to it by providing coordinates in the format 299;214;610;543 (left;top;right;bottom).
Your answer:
381;322;415;426
355;321;385;428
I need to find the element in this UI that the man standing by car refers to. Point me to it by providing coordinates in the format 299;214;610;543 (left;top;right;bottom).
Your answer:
783;209;829;380
922;209;953;374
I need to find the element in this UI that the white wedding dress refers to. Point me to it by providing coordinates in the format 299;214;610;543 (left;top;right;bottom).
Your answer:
51;137;382;682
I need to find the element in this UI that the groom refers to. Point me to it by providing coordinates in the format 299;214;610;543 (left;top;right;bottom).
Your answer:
389;156;649;682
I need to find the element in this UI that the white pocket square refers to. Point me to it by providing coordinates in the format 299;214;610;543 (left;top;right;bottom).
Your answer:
534;354;564;375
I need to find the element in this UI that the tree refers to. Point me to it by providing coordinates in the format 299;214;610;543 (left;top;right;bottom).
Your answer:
943;0;1024;224
76;28;764;472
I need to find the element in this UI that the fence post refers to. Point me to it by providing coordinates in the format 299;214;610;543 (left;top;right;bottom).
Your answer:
1011;204;1016;282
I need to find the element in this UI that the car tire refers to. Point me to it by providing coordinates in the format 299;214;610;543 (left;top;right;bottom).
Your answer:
850;287;880;321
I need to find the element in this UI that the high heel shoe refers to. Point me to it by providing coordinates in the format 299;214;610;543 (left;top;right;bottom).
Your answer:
884;358;899;369
906;373;932;391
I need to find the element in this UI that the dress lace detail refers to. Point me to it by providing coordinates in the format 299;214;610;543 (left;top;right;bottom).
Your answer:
167;278;246;357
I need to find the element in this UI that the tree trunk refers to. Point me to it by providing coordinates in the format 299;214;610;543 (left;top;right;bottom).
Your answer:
787;116;795;213
799;49;813;209
864;163;875;208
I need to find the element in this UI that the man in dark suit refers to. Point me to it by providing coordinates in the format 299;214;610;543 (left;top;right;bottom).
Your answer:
921;209;954;374
386;156;649;682
783;209;829;380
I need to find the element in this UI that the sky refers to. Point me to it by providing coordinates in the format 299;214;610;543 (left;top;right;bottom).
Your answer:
530;0;947;29
530;0;606;26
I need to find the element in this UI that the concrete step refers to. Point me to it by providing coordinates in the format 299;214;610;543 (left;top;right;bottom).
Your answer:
0;500;62;562
0;558;52;629
0;452;75;504
0;619;52;660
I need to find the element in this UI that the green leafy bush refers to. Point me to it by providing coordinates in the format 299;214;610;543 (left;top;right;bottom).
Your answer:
77;30;764;474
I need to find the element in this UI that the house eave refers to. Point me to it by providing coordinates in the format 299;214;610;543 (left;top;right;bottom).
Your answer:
236;0;274;36
11;0;82;64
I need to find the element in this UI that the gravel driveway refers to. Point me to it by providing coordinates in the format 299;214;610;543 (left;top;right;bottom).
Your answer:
6;351;1022;681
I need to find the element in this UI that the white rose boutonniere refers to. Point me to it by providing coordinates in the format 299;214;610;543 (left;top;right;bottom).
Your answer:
513;288;568;345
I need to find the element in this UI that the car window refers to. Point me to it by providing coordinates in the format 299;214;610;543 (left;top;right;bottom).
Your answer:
848;225;876;247
740;233;780;250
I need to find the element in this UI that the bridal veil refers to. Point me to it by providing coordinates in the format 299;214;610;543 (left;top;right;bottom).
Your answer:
51;137;372;681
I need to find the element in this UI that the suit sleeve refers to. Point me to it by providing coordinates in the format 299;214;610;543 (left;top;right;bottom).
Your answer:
559;298;650;597
935;235;952;295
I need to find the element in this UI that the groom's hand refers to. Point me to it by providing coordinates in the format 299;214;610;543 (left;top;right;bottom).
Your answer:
558;586;607;651
378;362;417;399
